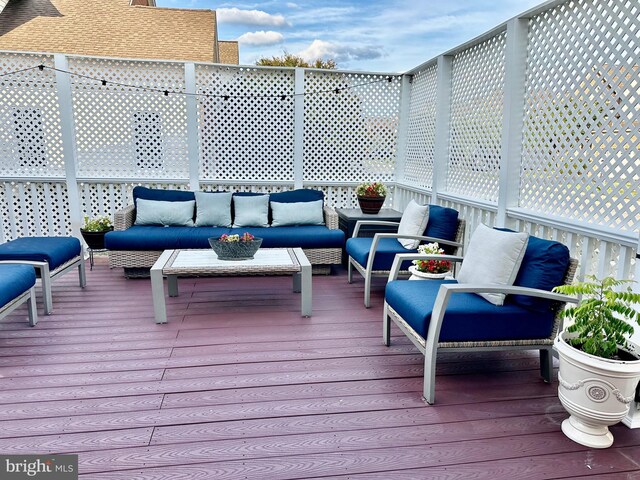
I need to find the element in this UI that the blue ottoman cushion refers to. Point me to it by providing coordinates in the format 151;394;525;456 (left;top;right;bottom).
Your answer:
0;237;81;270
346;237;417;270
0;264;36;307
385;279;555;342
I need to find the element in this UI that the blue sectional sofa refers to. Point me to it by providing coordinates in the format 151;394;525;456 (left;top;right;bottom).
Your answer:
105;187;345;277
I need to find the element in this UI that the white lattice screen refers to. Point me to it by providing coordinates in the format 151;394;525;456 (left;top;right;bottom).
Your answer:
520;0;640;232
446;33;506;202
69;57;189;180
196;66;295;182
403;64;438;188
303;71;401;183
0;53;64;178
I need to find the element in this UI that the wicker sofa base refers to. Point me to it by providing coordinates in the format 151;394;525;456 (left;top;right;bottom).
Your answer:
110;248;341;277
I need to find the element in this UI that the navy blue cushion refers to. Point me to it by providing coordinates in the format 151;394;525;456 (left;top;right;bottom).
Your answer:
510;236;570;312
269;189;324;204
346;237;416;270
133;186;195;204
0;264;36;308
228;226;344;249
105;226;231;250
0;237;81;270
385;279;555;342
424;205;459;242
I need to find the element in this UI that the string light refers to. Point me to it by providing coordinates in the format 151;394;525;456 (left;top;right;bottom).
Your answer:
0;64;399;100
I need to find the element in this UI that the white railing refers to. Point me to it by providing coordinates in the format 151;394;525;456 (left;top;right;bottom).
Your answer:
0;0;637;281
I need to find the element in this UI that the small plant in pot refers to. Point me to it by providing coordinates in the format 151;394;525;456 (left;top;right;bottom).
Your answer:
356;181;387;214
553;276;640;448
80;215;113;250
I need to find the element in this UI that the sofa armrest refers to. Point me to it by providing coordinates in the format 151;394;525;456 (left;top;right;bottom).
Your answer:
114;204;135;231
324;206;339;230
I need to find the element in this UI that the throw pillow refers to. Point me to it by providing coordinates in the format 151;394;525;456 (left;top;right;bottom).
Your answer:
396;200;429;249
134;199;195;227
271;200;324;227
194;192;232;227
457;223;529;306
232;194;269;227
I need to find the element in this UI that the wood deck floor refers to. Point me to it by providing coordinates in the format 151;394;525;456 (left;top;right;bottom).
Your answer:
1;257;640;479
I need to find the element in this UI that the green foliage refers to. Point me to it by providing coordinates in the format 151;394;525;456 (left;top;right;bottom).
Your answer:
82;215;112;232
355;181;387;197
553;276;640;359
256;53;337;69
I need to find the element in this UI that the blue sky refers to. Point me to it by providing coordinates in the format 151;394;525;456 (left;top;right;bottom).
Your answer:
157;1;542;72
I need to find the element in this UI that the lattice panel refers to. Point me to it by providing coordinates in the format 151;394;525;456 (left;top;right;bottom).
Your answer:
520;0;640;232
0;181;70;241
78;182;190;220
196;66;295;182
403;64;438;188
447;33;506;202
69;57;188;179
304;71;401;183
0;53;65;177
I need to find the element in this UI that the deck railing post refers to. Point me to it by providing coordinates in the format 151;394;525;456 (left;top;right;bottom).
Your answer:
185;63;200;191
293;68;305;190
393;74;412;210
431;55;453;205
53;53;82;237
497;17;529;227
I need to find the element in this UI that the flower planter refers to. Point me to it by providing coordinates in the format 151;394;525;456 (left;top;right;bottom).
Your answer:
357;195;385;214
408;265;450;280
80;228;113;250
209;237;263;260
554;331;640;448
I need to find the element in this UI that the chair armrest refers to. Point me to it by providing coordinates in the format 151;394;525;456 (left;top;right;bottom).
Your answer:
353;220;400;238
435;283;579;305
114;204;136;231
323;206;339;230
388;253;464;281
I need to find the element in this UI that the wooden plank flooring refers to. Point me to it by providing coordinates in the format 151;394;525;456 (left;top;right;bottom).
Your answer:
1;257;639;479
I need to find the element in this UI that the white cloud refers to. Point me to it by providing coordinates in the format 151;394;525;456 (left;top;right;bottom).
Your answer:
217;8;288;27
298;39;384;64
237;31;284;46
286;2;300;8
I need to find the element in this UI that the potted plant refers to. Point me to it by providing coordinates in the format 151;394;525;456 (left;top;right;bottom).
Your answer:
208;232;263;260
355;181;387;214
553;276;640;448
80;215;113;250
408;242;452;280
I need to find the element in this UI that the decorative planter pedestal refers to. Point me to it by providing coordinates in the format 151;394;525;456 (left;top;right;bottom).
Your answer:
554;332;640;448
80;228;112;270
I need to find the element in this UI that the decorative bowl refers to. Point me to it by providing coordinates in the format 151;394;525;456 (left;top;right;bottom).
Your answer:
208;237;263;260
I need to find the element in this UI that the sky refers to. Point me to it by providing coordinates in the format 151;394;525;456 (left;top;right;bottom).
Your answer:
157;0;543;73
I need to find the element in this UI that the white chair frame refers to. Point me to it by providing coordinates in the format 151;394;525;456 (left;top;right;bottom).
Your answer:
347;219;465;308
383;252;579;404
0;246;86;315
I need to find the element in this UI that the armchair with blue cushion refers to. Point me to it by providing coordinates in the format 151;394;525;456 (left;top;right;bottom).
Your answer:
346;201;465;307
383;224;579;404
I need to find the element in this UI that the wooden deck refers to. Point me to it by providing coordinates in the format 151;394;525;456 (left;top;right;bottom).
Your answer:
1;257;639;479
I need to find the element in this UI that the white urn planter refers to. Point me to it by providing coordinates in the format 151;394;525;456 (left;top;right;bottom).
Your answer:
554;331;640;448
407;265;451;281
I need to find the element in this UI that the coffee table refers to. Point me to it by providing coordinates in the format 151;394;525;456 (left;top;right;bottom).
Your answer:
150;248;312;324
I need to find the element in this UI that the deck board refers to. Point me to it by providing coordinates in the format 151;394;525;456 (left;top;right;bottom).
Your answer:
0;257;638;478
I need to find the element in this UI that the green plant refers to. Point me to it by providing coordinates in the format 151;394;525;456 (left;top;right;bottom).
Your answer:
413;242;451;274
356;181;387;197
82;215;113;232
553;276;640;359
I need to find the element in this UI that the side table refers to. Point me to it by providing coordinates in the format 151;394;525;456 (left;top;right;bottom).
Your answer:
336;208;403;239
336;208;403;264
